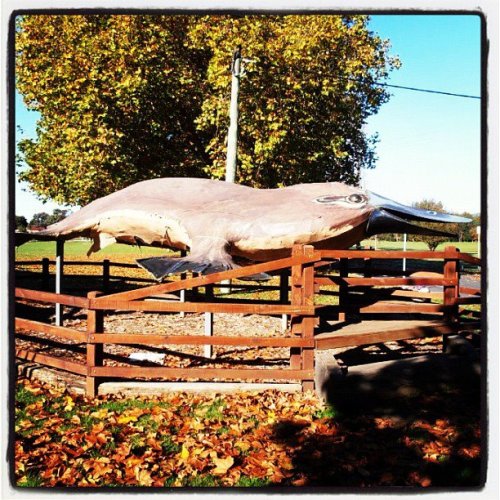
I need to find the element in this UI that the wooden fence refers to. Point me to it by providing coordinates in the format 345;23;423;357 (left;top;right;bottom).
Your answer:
312;247;481;350
14;245;481;396
16;258;158;289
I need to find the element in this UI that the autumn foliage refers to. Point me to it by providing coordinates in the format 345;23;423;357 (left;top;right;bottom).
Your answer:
15;373;481;488
16;14;399;205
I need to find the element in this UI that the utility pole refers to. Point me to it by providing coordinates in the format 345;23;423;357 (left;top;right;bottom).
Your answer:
225;45;242;183
220;46;244;296
208;47;243;348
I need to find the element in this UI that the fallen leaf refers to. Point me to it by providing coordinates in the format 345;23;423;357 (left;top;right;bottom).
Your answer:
266;410;277;424
117;414;138;425
435;419;449;429
459;445;481;459
135;467;154;486
420;477;432;487
212;456;234;475
292;476;308;486
90;408;109;419
235;440;250;452
179;444;189;460
190;418;204;431
25;386;43;395
63;395;75;412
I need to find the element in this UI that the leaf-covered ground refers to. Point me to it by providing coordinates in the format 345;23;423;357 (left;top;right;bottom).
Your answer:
14;371;482;489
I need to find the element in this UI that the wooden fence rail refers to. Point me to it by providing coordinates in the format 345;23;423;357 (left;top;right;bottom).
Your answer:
16;258;294;295
15;258;158;291
14;245;481;397
17;258;140;269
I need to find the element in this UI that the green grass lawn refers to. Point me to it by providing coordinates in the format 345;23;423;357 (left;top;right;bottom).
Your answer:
14;240;167;260
15;239;480;260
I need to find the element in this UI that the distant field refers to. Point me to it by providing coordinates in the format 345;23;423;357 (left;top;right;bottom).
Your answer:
15;238;480;260
360;239;479;256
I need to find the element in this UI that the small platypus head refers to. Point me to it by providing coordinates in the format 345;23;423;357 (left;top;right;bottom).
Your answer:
365;191;470;237
314;186;470;238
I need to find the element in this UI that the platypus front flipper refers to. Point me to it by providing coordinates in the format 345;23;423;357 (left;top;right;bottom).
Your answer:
137;255;230;281
136;256;272;282
136;236;271;282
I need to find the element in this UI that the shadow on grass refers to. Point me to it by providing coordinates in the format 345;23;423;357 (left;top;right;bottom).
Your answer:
272;352;483;488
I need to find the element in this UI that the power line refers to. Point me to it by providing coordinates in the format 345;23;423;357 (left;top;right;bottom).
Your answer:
334;75;480;100
372;81;481;100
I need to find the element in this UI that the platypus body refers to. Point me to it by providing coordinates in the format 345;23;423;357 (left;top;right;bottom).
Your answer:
32;178;469;280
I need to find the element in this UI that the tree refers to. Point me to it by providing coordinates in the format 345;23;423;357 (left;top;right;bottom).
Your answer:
46;208;71;225
28;209;71;228
29;212;51;228
16;14;399;205
469;214;481;241
16;15;210;206
15;215;28;232
188;15;399;187
446;212;480;242
409;200;455;251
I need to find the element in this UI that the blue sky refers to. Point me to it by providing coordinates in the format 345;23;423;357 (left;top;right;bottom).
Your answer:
15;91;74;219
15;13;483;220
363;14;481;214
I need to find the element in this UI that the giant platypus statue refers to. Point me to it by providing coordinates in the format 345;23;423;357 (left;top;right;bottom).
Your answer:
25;178;469;280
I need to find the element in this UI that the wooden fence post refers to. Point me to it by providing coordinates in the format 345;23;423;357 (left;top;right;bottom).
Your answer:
86;291;104;398
338;258;349;321
42;257;50;290
443;246;459;323
363;257;372;278
301;245;316;392
102;259;110;292
290;244;316;391
290;245;304;370
443;246;459;351
279;270;289;303
192;272;200;299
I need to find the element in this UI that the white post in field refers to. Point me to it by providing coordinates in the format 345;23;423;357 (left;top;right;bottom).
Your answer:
55;239;64;326
403;233;407;274
476;226;481;258
204;311;213;359
179;249;187;318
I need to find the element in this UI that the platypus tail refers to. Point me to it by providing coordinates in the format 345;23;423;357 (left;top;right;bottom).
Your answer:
137;256;271;282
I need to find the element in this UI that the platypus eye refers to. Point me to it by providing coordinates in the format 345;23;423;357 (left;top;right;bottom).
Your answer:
347;194;366;204
314;193;368;208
